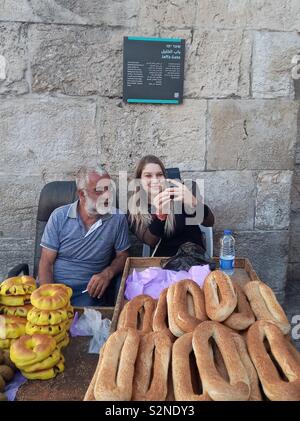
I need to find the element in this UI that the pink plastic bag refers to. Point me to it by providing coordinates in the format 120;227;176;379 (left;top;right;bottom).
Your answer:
124;265;210;300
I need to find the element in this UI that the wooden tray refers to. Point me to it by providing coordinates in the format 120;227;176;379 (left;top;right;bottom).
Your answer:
16;306;114;401
110;256;261;334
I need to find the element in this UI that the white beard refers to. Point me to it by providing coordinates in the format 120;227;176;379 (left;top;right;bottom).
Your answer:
84;194;99;216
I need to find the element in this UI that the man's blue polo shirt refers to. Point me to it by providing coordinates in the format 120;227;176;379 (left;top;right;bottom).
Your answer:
40;201;131;300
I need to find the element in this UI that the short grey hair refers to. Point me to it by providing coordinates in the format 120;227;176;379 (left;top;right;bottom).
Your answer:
75;165;109;190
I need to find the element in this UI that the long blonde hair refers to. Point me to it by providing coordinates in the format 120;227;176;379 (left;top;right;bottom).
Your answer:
128;155;176;237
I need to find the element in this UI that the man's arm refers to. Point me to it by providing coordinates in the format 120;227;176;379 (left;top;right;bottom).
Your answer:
38;247;57;285
87;249;129;298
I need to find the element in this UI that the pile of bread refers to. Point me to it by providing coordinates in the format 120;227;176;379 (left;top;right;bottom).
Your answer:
26;283;73;351
85;270;300;401
9;283;74;380
0;277;74;381
10;333;65;380
0;276;36;350
0;348;16;401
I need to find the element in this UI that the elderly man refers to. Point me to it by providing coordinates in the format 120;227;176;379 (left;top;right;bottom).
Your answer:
38;165;131;306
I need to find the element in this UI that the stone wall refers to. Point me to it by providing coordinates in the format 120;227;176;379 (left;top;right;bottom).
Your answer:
288;82;300;284
0;1;299;302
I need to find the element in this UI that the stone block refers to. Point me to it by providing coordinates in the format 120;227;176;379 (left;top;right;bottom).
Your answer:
0;1;37;22
0;0;138;26
0;97;98;176
184;30;251;98
0;238;34;282
255;171;293;230
0;23;29;95
97;98;207;173
252;31;300;99
29;25;127;96
0;175;44;239
207;100;298;170
137;0;197;29
291;166;300;212
287;263;300;282
182;170;256;231
195;0;300;31
289;212;300;262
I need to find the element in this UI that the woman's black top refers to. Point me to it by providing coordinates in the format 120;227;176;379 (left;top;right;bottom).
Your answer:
128;182;214;257
144;204;212;256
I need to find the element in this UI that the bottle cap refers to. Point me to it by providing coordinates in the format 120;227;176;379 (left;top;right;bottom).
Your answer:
224;229;232;235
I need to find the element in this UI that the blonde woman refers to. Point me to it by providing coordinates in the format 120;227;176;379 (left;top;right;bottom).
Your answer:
128;155;214;257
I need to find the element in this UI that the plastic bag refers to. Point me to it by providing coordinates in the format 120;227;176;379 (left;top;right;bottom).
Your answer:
70;308;111;354
160;242;216;271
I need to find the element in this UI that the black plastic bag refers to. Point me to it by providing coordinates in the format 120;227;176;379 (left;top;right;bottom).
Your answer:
160;242;216;272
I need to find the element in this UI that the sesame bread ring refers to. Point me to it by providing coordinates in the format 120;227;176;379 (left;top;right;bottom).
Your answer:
244;281;290;334
25;320;68;336
1;315;26;339
94;328;140;401
0;276;36;296
10;333;56;366
172;332;212;401
121;295;156;335
0;304;32;318
223;285;255;331
247;320;300;401
27;306;69;326
21;356;65;380
17;347;61;372
169;280;207;336
231;332;262;401
192;321;250;401
203;270;237;322
117;302;129;329
57;333;70;350
132;331;172;401
0;295;31;307
0;339;11;350
31;284;72;310
166;284;185;337
152;288;175;341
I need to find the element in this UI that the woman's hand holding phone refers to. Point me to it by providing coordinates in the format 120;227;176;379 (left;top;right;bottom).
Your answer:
164;178;198;210
153;184;173;220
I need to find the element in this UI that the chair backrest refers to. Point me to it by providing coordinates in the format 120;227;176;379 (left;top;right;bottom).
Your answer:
33;181;77;277
199;225;213;258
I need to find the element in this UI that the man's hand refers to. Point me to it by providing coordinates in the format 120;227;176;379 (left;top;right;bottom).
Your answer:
87;268;113;299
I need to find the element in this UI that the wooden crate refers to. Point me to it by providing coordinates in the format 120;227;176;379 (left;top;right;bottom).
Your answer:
110;256;261;334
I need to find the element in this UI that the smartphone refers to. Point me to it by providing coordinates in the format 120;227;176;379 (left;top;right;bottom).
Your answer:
166;167;181;181
165;168;181;199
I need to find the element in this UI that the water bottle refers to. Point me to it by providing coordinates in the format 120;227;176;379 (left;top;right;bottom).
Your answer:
220;230;235;276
